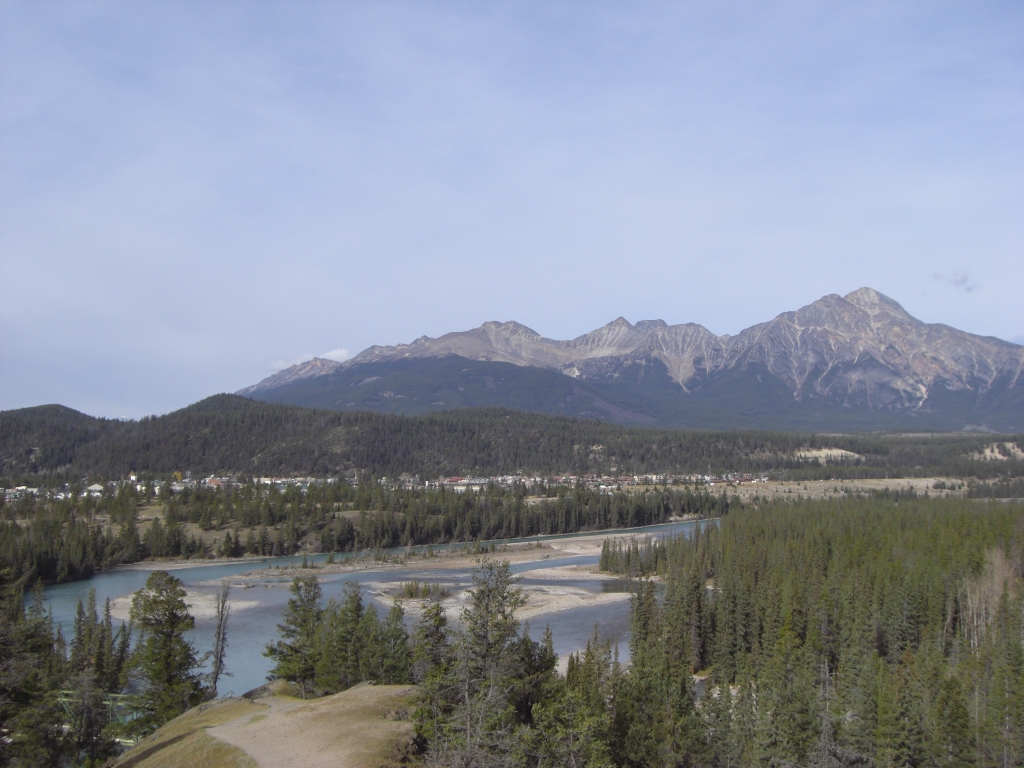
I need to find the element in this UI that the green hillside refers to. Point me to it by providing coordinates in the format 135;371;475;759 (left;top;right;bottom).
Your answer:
2;395;1021;482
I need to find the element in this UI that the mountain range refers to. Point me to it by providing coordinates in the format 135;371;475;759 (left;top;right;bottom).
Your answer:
238;288;1024;432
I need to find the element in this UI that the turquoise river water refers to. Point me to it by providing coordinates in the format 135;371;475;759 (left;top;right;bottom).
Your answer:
40;520;703;696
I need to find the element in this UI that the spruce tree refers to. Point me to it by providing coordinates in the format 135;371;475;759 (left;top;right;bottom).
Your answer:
263;576;322;698
933;676;975;768
129;570;205;733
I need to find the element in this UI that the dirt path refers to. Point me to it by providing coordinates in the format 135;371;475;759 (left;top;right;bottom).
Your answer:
207;684;417;768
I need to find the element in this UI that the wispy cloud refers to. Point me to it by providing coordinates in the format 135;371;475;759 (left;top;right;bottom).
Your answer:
270;355;313;371
320;348;351;362
270;348;351;371
932;271;977;293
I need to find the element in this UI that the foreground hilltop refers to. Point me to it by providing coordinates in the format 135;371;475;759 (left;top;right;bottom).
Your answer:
239;289;1024;432
113;682;417;768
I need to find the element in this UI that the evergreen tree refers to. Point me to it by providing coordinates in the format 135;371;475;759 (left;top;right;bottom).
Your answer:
264;576;322;698
426;561;530;765
754;626;819;767
412;600;455;742
376;601;412;684
315;580;365;693
0;575;65;766
128;570;206;734
932;676;975;768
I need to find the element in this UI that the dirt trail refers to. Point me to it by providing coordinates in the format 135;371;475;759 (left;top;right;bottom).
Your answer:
208;684;417;768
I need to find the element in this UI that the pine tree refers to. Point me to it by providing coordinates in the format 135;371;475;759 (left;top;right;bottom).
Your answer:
129;570;206;733
876;658;925;768
932;676;975;768
357;603;382;682
263;576;322;698
315;580;365;693
412;601;455;742
0;576;66;766
754;625;819;767
429;561;527;764
376;601;411;684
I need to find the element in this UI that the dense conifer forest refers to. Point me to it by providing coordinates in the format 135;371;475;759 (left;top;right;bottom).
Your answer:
595;497;1024;767
247;497;1024;767
3;395;1022;482
0;569;229;765
2;496;1022;766
0;477;727;585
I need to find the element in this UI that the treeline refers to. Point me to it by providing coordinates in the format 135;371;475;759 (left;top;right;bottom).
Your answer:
0;478;727;584
339;484;728;552
967;477;1024;498
0;514;147;585
0;570;231;765
262;498;1024;767
3;395;1021;482
263;563;563;765
601;498;1024;766
263;577;412;697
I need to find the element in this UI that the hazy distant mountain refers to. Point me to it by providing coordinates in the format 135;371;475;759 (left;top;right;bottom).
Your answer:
238;289;1024;431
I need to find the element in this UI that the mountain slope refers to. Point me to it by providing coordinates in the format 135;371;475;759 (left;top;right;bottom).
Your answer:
6;396;1021;480
240;289;1024;431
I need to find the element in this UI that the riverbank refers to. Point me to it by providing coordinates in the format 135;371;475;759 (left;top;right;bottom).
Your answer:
234;522;681;582
104;515;694;577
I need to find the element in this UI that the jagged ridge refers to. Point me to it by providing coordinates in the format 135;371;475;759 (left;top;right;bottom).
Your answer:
242;288;1023;418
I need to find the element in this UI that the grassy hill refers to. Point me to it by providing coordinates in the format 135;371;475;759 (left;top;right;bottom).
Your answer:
113;681;418;768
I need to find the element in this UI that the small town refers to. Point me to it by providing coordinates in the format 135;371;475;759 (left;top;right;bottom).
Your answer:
2;470;774;504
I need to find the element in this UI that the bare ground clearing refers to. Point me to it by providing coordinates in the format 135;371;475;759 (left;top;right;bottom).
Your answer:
208;683;418;768
114;681;418;768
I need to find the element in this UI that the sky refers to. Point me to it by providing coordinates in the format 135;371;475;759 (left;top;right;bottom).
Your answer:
2;2;1022;418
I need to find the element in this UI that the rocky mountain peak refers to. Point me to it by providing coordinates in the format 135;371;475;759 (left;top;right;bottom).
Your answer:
480;320;543;340
635;319;669;332
236;357;343;397
238;288;1024;430
844;287;912;319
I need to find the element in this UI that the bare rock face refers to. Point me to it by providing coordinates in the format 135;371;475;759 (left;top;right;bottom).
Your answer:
237;356;344;397
240;288;1024;418
722;288;1023;410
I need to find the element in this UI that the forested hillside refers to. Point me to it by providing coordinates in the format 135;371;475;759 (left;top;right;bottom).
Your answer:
594;498;1024;766
3;395;1021;482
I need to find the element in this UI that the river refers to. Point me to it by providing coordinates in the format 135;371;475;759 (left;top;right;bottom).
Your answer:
40;519;703;696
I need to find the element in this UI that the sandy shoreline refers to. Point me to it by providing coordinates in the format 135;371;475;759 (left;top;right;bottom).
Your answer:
108;590;263;621
103;525;674;624
365;563;632;622
106;517;698;578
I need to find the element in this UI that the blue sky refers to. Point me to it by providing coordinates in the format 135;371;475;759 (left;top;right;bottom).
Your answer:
2;2;1022;417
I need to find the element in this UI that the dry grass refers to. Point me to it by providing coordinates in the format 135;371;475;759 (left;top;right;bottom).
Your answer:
113;699;265;768
209;684;420;768
115;683;421;768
